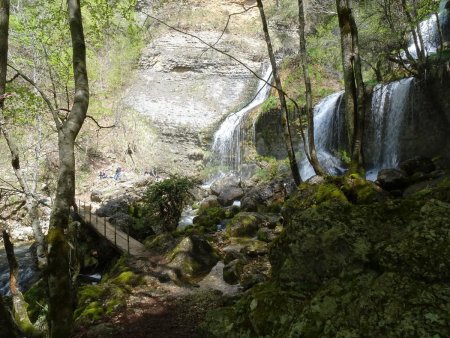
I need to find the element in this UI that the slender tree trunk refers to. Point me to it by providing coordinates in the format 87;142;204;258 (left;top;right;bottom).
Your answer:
298;0;326;176
47;1;89;336
336;0;365;174
0;0;46;268
3;230;41;337
256;0;302;185
0;0;8;102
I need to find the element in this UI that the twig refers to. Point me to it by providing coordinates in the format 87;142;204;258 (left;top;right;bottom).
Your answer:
86;115;116;130
201;5;258;56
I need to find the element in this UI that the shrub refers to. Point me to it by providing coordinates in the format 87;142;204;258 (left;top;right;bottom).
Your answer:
140;175;197;232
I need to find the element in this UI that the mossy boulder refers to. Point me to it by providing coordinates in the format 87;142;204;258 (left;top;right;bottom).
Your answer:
167;236;220;281
143;233;176;254
201;181;450;337
226;212;281;238
74;256;143;326
240;180;291;212
199;283;303;338
288;272;450;337
193;206;228;231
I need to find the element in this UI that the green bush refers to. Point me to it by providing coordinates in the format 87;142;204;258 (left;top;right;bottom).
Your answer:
140;175;197;232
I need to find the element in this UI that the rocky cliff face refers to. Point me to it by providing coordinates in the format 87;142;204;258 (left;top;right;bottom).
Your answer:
124;0;271;176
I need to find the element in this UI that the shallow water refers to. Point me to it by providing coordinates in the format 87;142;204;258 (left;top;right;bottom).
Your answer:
0;243;39;295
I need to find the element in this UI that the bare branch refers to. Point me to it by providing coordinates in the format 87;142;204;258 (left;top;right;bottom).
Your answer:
7;64;63;129
201;5;258;56
86;115;116;130
6;73;19;83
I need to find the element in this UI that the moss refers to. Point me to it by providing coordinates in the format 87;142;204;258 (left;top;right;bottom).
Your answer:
74;255;142;326
143;233;175;254
201;181;450;337
226;212;268;238
24;280;47;324
112;271;142;286
194;206;227;229
167;236;220;281
315;183;348;204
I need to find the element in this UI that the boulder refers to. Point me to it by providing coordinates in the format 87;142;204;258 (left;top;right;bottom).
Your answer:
218;187;244;206
210;174;241;196
241;180;290;212
399;156;435;176
200;195;220;209
90;190;103;203
167;236;219;280
376;168;409;191
223;259;245;285
226;212;271;237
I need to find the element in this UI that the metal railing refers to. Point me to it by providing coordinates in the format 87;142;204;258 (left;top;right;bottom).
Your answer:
77;199;130;254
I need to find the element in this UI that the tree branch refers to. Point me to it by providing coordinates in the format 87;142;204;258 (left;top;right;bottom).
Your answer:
6;73;19;83
201;5;258;56
7;64;62;129
86;115;115;129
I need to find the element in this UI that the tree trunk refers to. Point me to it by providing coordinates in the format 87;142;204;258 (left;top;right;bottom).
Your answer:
298;0;326;176
47;1;89;337
3;230;42;337
336;0;365;174
0;0;8;101
0;0;46;268
256;0;302;185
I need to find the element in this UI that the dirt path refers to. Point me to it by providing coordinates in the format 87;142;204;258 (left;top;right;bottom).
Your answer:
72;256;240;338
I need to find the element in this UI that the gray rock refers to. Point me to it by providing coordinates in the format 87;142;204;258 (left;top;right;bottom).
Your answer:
376;169;409;191
200;195;220;209
399;156;435;176
210;174;241;196
90;190;102;203
168;236;219;280
218;187;244;206
241;180;289;212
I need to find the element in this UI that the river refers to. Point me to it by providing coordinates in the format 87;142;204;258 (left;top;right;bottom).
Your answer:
0;242;39;295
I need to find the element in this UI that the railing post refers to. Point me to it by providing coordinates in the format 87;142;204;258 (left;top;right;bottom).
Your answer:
104;217;106;237
114;223;117;246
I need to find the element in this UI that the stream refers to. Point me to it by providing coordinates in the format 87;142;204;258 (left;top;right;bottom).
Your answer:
0;243;39;296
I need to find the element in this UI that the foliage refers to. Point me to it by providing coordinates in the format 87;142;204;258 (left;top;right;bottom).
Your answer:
261;96;278;113
254;157;290;183
141;176;197;232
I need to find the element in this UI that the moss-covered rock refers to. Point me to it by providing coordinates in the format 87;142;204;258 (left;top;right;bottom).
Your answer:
199;283;304;338
167;236;220;281
193;206;228;231
226;212;281;238
143;232;176;254
74;256;143;326
201;181;450;337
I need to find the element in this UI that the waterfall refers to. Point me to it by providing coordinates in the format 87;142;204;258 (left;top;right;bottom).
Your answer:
407;14;440;58
366;78;414;180
300;91;345;180
211;66;273;175
299;78;414;181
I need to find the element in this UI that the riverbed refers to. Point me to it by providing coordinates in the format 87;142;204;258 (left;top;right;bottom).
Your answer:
0;242;39;295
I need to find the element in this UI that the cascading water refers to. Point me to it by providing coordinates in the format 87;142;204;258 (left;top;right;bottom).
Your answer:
300;91;345;181
178;65;272;229
211;66;273;175
407;13;440;58
366;78;414;180
0;244;38;295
